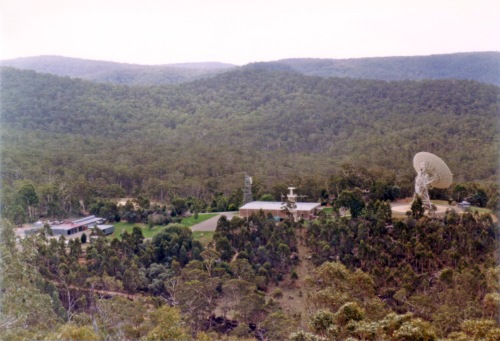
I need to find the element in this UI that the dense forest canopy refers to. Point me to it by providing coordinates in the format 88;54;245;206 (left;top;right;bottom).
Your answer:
0;55;235;85
1;65;499;220
274;51;500;85
2;52;500;86
1;201;499;340
1;52;500;340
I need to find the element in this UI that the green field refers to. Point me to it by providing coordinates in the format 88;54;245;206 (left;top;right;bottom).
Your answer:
431;200;451;205
468;206;492;214
178;213;219;227
108;213;219;240
109;222;159;240
192;231;215;246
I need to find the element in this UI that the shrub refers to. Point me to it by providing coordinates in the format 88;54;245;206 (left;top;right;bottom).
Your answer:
335;302;364;326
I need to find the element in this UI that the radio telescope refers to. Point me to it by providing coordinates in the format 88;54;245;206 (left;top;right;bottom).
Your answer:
413;152;453;210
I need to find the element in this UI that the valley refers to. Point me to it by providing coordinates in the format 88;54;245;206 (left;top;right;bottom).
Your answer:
1;52;499;340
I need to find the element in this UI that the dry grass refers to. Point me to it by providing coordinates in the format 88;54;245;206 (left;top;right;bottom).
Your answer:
265;228;314;329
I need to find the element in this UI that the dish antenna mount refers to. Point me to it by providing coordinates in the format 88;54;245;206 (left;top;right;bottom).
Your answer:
413;152;453;209
281;187;307;221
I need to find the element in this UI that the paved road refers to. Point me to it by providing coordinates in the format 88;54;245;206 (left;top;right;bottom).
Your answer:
191;212;238;231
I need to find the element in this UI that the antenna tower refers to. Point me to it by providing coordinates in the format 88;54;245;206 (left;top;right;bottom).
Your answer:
243;175;253;204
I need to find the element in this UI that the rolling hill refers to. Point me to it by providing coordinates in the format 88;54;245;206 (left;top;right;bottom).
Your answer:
2;52;499;86
0;55;235;85
1;66;498;203
1;52;499;341
273;51;500;85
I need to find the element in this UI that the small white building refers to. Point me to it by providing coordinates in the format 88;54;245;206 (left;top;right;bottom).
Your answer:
457;200;471;210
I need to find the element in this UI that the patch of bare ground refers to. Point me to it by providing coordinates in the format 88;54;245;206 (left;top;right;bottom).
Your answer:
266;227;314;329
491;213;498;223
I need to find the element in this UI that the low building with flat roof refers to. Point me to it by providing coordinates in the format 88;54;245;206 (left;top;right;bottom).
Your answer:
93;224;114;236
49;215;105;236
239;201;321;220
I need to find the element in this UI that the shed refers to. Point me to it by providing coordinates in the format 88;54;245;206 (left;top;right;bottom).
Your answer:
458;200;471;210
94;224;115;236
49;215;106;236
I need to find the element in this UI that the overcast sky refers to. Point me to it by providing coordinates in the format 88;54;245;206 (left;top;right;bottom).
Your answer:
1;0;499;65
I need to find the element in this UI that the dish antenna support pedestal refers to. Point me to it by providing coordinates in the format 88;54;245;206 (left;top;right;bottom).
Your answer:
281;187;307;221
414;161;435;209
413;152;453;210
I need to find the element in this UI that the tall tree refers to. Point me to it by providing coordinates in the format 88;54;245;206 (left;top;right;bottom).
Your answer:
0;220;60;337
335;189;365;218
18;184;39;222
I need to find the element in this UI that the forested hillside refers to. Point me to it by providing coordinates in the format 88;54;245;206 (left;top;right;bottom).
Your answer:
2;202;499;340
2;52;499;86
1;54;500;341
274;52;500;86
1;66;498;218
0;56;235;85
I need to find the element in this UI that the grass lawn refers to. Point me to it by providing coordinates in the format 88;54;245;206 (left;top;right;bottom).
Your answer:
469;206;492;214
179;213;218;227
192;231;215;246
108;213;219;240
429;200;492;215
431;200;451;205
109;222;159;240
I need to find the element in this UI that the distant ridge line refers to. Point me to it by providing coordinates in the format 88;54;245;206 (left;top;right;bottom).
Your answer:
2;51;499;86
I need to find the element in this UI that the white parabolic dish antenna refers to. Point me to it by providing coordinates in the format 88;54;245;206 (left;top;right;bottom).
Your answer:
413;152;453;209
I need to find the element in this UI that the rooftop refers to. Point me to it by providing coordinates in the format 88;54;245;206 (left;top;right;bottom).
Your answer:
50;215;105;231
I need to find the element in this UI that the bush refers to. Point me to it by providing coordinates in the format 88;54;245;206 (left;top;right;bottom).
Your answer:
289;330;327;341
393;318;436;341
310;310;335;335
271;288;284;300
335;302;364;326
229;323;251;338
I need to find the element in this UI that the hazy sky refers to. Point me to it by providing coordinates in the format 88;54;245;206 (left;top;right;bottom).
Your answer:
1;0;499;65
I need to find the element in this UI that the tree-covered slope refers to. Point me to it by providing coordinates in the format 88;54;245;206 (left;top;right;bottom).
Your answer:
2;52;499;86
0;55;235;85
2;203;499;340
272;52;500;85
1;67;499;202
